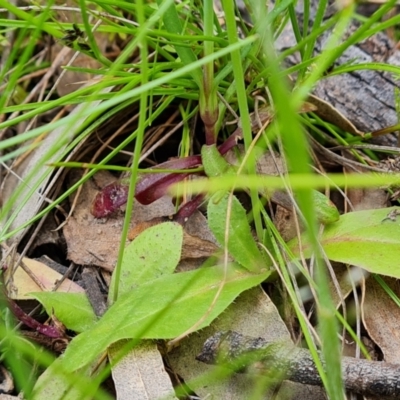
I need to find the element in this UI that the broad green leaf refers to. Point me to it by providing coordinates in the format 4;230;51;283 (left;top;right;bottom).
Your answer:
60;264;270;372
33;357;100;400
208;192;269;272
31;292;97;333
109;222;183;299
288;207;400;277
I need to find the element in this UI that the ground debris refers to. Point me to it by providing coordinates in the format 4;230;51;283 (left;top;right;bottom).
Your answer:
198;330;400;398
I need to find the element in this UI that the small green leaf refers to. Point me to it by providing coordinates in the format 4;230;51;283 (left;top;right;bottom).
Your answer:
312;190;340;225
288;207;400;277
109;222;183;299
31;293;97;333
59;264;269;372
208;191;269;272
201;144;235;177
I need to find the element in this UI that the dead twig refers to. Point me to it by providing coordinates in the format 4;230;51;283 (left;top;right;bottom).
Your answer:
197;330;400;398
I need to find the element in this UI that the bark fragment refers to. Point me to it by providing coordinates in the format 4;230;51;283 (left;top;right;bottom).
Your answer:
197;331;400;398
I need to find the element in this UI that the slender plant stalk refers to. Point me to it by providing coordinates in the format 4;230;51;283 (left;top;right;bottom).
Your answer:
221;0;263;239
200;0;219;144
109;0;149;302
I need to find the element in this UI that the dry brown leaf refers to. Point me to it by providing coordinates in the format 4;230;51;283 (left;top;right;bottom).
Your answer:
4;256;84;300
127;218;165;240
182;208;218;242
308;94;364;137
347;187;388;211
53;50;105;97
51;1;109;97
362;277;400;363
225;145;286;176
179;210;222;270
109;341;178;400
181;231;218;259
343;152;388;211
274;205;300;242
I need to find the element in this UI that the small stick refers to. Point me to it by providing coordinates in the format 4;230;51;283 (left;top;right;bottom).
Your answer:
197;331;400;398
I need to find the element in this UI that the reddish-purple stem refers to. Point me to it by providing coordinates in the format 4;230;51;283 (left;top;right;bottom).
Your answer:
174;194;205;225
218;127;243;155
135;155;202;194
9;300;63;338
135;173;192;205
91;155;203;218
91;133;239;219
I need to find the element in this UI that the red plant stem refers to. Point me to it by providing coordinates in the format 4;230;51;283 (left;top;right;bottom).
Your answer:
91;132;240;218
135;172;193;205
218;127;243;155
9;300;63;338
174;194;205;225
134;154;202;197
